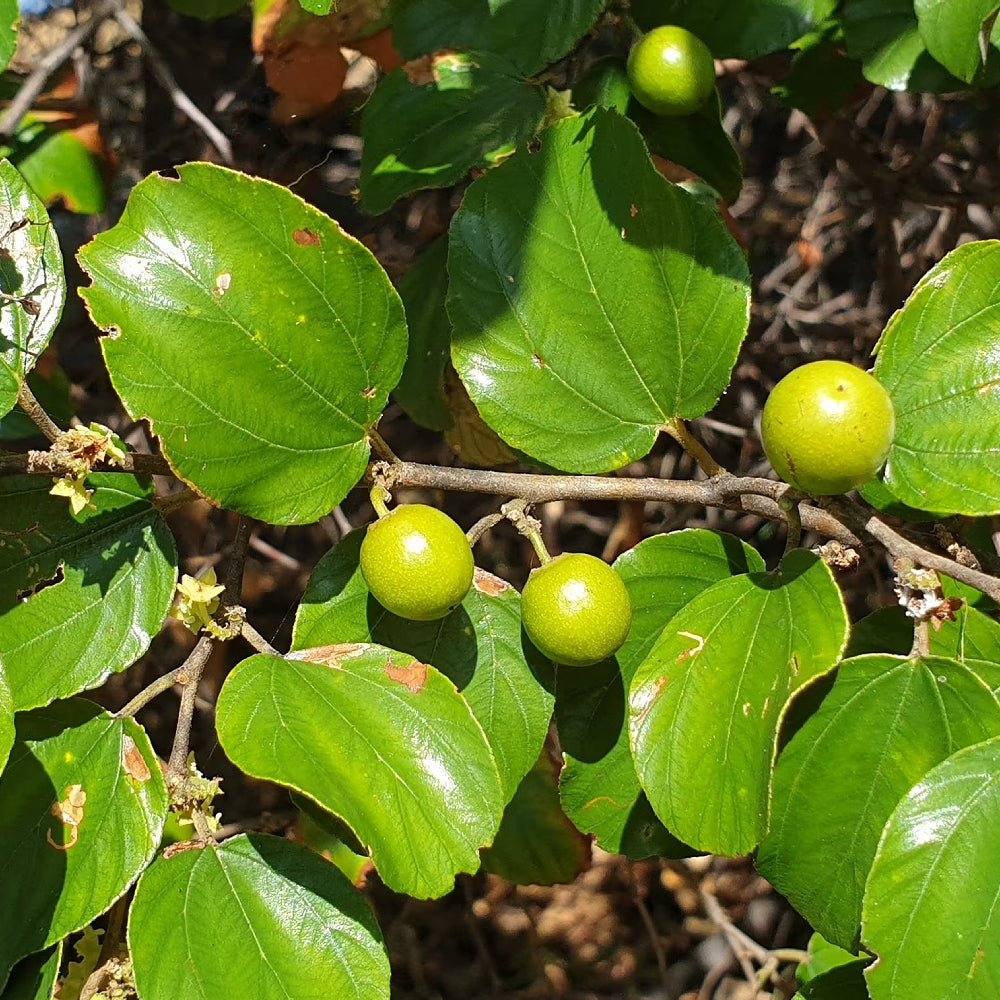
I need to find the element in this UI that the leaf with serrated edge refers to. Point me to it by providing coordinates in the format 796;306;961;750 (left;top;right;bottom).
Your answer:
874;241;1000;515
0;159;65;419
78;162;407;525
629;549;848;855
559;530;763;857
863;736;1000;1000
448;108;750;474
0;701;166;984
759;655;1000;951
129;833;388;1000
215;648;504;898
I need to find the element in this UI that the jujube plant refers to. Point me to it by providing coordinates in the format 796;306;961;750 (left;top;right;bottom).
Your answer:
626;24;716;117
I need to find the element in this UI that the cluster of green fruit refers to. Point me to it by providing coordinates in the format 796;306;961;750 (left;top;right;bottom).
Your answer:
359;501;632;667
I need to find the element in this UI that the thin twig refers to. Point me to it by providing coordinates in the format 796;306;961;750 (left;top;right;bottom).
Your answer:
166;635;215;776
115;661;190;718
241;620;280;656
0;0;121;139
16;381;62;442
1;448;173;477
112;7;234;164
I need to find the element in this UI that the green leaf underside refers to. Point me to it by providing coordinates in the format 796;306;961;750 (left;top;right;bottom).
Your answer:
914;0;1000;83
799;960;871;999
797;931;865;984
558;530;764;857
758;655;1000;951
630;0;838;59
215;650;504;898
874;240;1000;515
862;737;1000;999
2;944;61;1000
843;0;962;91
481;753;590;886
129;834;388;1000
393;235;453;430
0;159;65;419
391;0;605;75
292;528;553;801
0;474;177;711
448;108;751;474
0;701;167;985
359;51;547;214
78;162;407;525
629;549;848;855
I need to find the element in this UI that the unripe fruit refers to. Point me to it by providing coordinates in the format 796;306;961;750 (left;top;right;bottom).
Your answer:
521;553;632;667
360;504;474;621
626;25;715;117
760;360;895;495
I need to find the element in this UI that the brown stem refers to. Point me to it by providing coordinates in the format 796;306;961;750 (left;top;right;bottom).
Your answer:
166;635;215;777
115;662;190;719
16;382;62;442
1;448;174;478
241;620;280;656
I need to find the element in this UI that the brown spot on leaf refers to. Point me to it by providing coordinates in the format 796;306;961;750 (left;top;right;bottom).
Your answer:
362;385;377;399
122;735;151;782
385;657;428;693
527;137;542;154
402;54;436;84
630;204;639;217
293;228;321;246
675;631;705;663
47;784;86;850
290;643;369;665
473;568;512;596
583;795;622;810
531;353;547;368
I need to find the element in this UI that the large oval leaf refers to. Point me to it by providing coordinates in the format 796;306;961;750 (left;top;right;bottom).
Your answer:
292;528;553;801
629;548;848;855
359;51;547;214
558;529;764;857
215;648;504;897
0;473;177;710
758;655;1000;951
2;944;61;1000
914;0;1000;83
0;159;65;419
78;162;407;525
448;108;750;474
0;701;167;984
391;0;604;74
874;240;1000;515
129;834;389;1000
862;737;1000;1000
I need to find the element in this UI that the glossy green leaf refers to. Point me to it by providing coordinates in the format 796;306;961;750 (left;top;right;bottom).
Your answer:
481;753;590;886
559;530;763;857
843;0;960;91
293;529;552;800
630;0;836;59
846;606;913;657
0;160;65;419
216;649;504;897
630;91;743;204
0;474;177;711
78;162;407;525
292;793;370;885
800;960;872;999
359;51;546;214
0;701;167;984
2;944;60;1000
863;737;1000;999
572;57;632;115
393;235;452;430
759;655;1000;951
630;549;848;855
0;0;16;75
129;834;388;1000
3;123;106;215
797;931;865;985
914;0;1000;83
448;108;751;474
0;668;11;774
874;241;1000;515
391;0;604;74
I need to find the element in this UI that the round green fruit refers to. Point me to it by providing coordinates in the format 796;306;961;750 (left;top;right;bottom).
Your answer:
760;360;895;496
521;553;633;667
360;504;474;621
626;25;715;117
